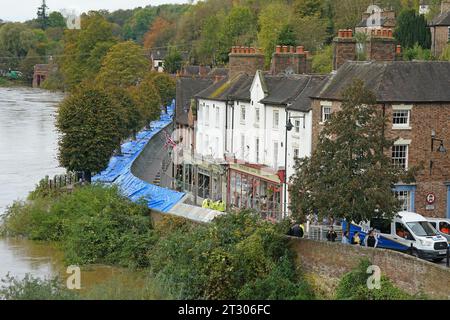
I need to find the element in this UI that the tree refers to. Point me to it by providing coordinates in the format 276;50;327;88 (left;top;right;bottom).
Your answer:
36;0;49;29
147;72;176;107
290;80;412;227
56;85;122;182
257;2;291;66
96;41;149;88
123;7;157;43
47;12;66;28
394;9;431;49
143;17;173;49
0;23;37;58
163;46;183;74
129;77;162;127
312;45;333;73
107;86;141;140
59;13;117;89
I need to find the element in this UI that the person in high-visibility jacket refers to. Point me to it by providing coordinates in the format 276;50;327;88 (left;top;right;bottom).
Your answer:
216;200;226;212
202;198;211;209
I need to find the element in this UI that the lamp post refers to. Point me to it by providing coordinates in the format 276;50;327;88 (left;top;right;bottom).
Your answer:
284;107;306;219
430;129;447;175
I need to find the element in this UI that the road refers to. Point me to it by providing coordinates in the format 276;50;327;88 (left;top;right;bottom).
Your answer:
131;124;174;189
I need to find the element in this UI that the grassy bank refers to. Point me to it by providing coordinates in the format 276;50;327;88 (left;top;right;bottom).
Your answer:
0;184;415;300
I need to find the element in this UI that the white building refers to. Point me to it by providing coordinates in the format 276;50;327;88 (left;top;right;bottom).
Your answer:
194;70;327;218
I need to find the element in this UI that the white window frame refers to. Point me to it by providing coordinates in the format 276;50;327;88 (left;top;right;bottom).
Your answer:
392;105;412;130
240;106;246;124
395;190;411;211
294;119;301;133
215;107;220;128
392;140;411;170
320;101;332;123
205;105;210;125
273;110;279;129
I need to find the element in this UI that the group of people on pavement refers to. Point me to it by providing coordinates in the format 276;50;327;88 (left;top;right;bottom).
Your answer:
330;228;378;248
288;218;379;249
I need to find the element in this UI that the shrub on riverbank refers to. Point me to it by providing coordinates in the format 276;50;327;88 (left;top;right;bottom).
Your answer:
0;274;78;300
148;211;315;300
335;259;424;300
1;185;155;268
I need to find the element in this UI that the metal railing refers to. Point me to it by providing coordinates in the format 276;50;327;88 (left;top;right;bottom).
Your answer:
306;224;344;242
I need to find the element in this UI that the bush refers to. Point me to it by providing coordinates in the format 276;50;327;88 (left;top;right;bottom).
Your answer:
1;184;155;268
312;46;332;74
0;274;78;300
335;259;421;300
148;211;314;300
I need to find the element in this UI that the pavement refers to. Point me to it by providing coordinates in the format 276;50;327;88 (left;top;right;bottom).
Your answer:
131;124;174;188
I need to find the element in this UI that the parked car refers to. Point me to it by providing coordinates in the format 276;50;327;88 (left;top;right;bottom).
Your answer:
343;211;448;262
426;217;450;243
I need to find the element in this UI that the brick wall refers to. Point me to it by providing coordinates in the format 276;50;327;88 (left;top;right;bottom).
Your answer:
311;100;450;218
366;37;396;61
431;26;449;58
270;47;309;75
333;38;357;70
228;47;265;79
290;238;450;299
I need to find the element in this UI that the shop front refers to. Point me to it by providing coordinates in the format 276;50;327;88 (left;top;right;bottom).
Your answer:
227;163;284;220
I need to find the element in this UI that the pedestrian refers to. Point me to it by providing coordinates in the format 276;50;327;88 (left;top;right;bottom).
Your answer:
289;222;304;238
341;231;350;244
326;226;337;242
351;231;362;245
364;229;378;248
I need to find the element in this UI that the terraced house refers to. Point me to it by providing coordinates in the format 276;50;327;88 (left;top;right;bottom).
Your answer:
311;60;450;218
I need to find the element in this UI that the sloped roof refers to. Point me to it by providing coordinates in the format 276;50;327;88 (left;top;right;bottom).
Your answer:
260;74;329;112
195;73;253;101
208;68;229;78
176;77;214;125
357;17;395;28
311;61;450;103
430;11;450;26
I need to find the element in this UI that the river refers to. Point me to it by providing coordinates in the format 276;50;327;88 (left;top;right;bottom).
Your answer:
0;87;146;297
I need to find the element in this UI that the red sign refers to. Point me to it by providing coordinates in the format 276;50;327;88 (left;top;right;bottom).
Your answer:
426;193;436;205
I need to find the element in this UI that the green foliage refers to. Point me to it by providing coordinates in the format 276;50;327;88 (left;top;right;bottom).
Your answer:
394;9;431;49
0;23;37;58
335;259;419;300
148;211;314;300
59;13;117;89
440;44;450;61
47;12;67;29
148;72;176;107
403;43;433;61
257;2;291;66
312;45;333;73
290;80;410;225
96;41;149;88
1;185;155;268
129;77;162;127
56;85;122;175
163;46;183;74
0;274;78;300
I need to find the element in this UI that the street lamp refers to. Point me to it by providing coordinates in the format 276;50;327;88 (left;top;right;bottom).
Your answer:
430;130;447;175
284;108;306;219
431;130;447;153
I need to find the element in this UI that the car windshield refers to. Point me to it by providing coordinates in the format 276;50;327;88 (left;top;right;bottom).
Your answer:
407;221;437;237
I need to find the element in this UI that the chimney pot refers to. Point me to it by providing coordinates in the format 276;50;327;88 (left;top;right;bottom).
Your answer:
282;45;288;53
388;29;393;38
296;46;304;54
396;45;402;54
276;45;281;54
348;29;353;38
290;46;295;53
304;50;310;58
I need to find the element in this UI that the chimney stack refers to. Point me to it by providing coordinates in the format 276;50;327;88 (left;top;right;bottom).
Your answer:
366;28;397;62
270;44;310;75
441;0;450;14
228;46;265;79
333;29;357;70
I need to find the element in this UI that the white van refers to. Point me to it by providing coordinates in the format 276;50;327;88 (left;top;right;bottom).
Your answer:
426;217;450;243
343;211;448;262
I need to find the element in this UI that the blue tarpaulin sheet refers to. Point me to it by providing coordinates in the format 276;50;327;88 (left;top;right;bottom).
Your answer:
93;101;185;212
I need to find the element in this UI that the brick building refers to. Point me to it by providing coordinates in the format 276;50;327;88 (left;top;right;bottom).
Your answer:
430;1;450;58
311;60;450;218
